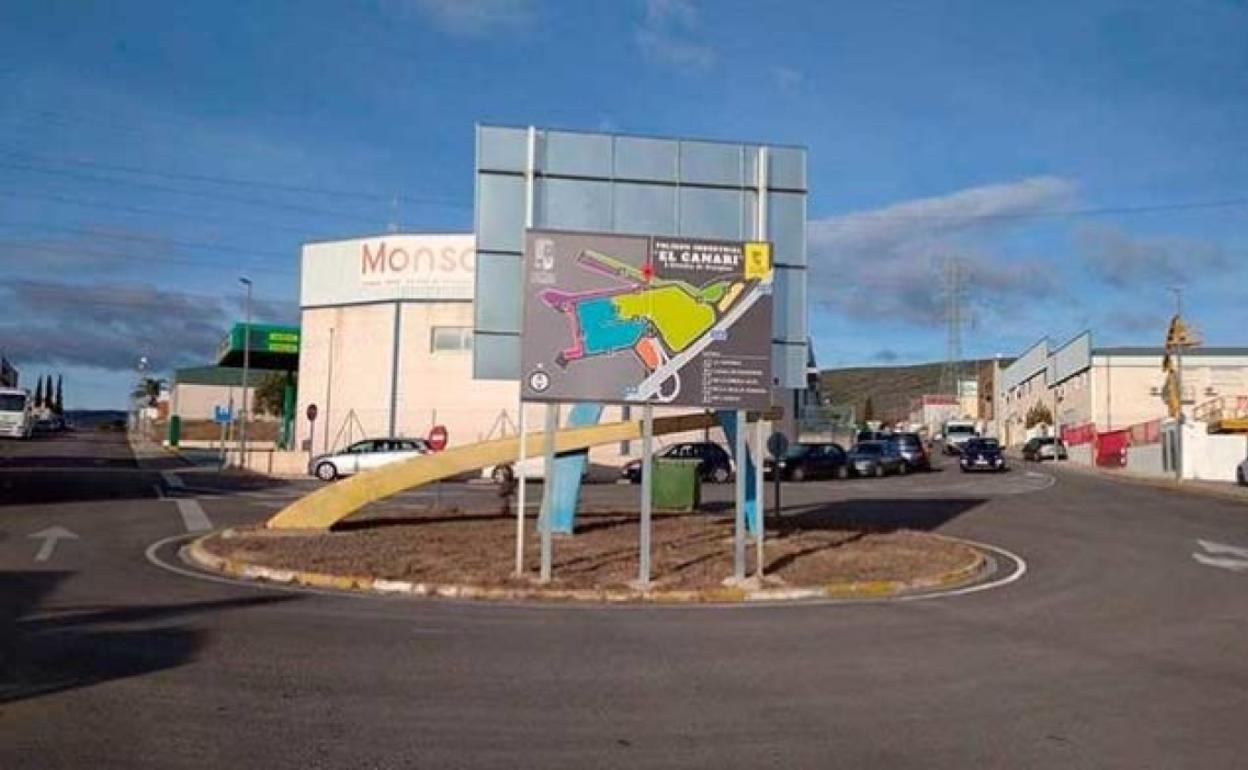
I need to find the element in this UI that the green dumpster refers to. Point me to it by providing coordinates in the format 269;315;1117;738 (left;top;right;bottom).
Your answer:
651;458;701;511
168;415;181;447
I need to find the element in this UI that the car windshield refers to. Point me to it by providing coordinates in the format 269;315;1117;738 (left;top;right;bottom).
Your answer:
785;445;812;458
0;394;26;411
854;443;883;455
968;439;999;450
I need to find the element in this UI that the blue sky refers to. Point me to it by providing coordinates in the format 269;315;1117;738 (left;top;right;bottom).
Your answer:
1;0;1245;408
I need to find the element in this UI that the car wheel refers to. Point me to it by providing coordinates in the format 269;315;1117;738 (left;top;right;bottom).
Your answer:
836;466;848;480
315;462;338;481
790;466;805;482
1238;467;1245;486
899;462;909;475
874;464;884;478
711;466;730;484
492;465;514;486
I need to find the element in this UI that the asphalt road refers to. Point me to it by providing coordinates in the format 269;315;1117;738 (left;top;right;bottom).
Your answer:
3;432;1247;768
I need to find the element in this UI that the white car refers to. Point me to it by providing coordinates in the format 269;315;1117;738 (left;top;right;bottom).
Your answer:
483;455;589;486
309;437;430;481
1238;456;1248;486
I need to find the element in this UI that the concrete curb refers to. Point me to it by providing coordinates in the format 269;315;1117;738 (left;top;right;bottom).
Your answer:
184;533;988;605
1050;461;1248;506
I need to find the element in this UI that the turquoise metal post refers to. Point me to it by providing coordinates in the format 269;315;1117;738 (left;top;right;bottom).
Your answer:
716;410;759;534
545;402;604;534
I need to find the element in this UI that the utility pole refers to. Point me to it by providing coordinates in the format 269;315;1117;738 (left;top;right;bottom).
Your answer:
239;276;253;470
1170;286;1184;481
939;257;965;401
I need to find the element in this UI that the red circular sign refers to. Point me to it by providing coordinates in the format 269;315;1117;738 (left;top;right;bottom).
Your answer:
427;424;448;452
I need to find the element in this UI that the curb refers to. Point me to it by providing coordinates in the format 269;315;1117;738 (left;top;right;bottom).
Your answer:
184;533;988;605
1050;461;1248;506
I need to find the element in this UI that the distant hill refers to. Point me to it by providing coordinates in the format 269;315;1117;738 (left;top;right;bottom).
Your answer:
818;360;998;423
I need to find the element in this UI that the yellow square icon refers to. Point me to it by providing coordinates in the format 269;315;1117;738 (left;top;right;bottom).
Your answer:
744;242;772;280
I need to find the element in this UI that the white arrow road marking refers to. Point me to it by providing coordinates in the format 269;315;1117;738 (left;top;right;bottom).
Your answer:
1193;539;1248;572
161;471;186;489
28;526;79;562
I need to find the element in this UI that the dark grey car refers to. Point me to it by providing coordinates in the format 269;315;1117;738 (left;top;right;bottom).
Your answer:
847;440;907;478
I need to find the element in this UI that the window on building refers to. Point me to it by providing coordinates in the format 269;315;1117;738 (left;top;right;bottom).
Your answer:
431;326;473;353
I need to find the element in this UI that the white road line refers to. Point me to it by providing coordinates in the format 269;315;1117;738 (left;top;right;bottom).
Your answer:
1193;539;1248;572
175;499;213;533
161;470;186;489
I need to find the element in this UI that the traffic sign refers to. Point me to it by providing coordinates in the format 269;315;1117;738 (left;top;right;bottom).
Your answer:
306;403;318;422
213;405;232;425
427;424;448;452
767;431;790;460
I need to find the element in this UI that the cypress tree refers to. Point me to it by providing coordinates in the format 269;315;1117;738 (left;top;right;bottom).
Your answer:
55;375;64;415
34;376;44;408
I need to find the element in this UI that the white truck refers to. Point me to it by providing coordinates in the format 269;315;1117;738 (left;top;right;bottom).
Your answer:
0;387;33;439
941;419;979;455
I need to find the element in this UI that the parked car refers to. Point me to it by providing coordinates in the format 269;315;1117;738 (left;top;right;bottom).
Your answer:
622;441;733;484
856;429;889;444
1022;437;1068;462
485;454;590;486
309;437;430;480
890;432;931;472
847;440;907;477
1237;455;1247;486
764;442;848;481
960;438;1007;473
942;420;979;454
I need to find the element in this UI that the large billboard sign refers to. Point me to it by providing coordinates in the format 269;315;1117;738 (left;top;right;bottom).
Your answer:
300;234;474;307
520;229;774;409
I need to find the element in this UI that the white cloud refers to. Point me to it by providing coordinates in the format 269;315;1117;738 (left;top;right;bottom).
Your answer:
393;0;536;37
808;177;1077;325
636;0;716;71
772;66;803;93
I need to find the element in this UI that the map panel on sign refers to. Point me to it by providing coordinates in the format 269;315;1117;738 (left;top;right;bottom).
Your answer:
519;230;773;409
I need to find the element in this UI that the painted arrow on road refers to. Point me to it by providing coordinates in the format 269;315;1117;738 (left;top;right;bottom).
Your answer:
28;526;79;562
1193;539;1248;572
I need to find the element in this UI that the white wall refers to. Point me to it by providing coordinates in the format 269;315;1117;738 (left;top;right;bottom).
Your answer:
1182;424;1248;482
1126;443;1164;476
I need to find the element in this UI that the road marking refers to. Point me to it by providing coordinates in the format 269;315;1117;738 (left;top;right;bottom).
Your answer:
28;526;79;562
161;470;186;489
1193;539;1248;572
175;499;212;532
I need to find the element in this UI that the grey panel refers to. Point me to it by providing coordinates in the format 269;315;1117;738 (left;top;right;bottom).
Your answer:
614;136;678;182
473;333;520;380
613;182;677;235
767;191;807;266
477;125;528;172
775;342;807;388
540;130;613;177
473;253;523;332
679;187;743;239
767;146;807;189
679;140;743;186
476;173;526;253
771;268;806;342
741;190;758;239
535;178;612;231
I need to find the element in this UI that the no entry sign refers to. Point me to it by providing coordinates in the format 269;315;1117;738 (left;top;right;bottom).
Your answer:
427;424;448;452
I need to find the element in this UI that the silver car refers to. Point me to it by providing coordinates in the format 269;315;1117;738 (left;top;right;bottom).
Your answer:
309;437;430;481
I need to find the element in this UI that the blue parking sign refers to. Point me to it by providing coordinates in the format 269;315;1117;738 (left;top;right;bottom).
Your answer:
213;405;233;425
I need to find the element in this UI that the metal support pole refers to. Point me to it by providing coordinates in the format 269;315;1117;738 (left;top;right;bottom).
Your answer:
734;409;746;582
754;415;765;577
238;277;252;469
515;404;528;576
539;404;558;584
639;403;654;587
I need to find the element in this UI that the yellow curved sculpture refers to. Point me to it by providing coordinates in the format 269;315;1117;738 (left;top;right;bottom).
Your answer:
267;411;723;530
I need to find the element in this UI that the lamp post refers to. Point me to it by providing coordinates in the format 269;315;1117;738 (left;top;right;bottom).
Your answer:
239;277;253;469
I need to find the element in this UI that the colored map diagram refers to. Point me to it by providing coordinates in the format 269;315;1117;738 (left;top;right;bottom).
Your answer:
522;231;774;408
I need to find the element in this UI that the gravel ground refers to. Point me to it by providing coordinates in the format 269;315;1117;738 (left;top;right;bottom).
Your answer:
204;509;979;591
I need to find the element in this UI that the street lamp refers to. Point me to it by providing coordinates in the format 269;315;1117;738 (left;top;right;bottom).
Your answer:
239;276;253;469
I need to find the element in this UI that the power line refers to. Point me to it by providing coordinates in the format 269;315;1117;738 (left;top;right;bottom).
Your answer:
0;159;397;226
0;147;471;206
0;219;294;260
0;238;296;275
829;196;1248;225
